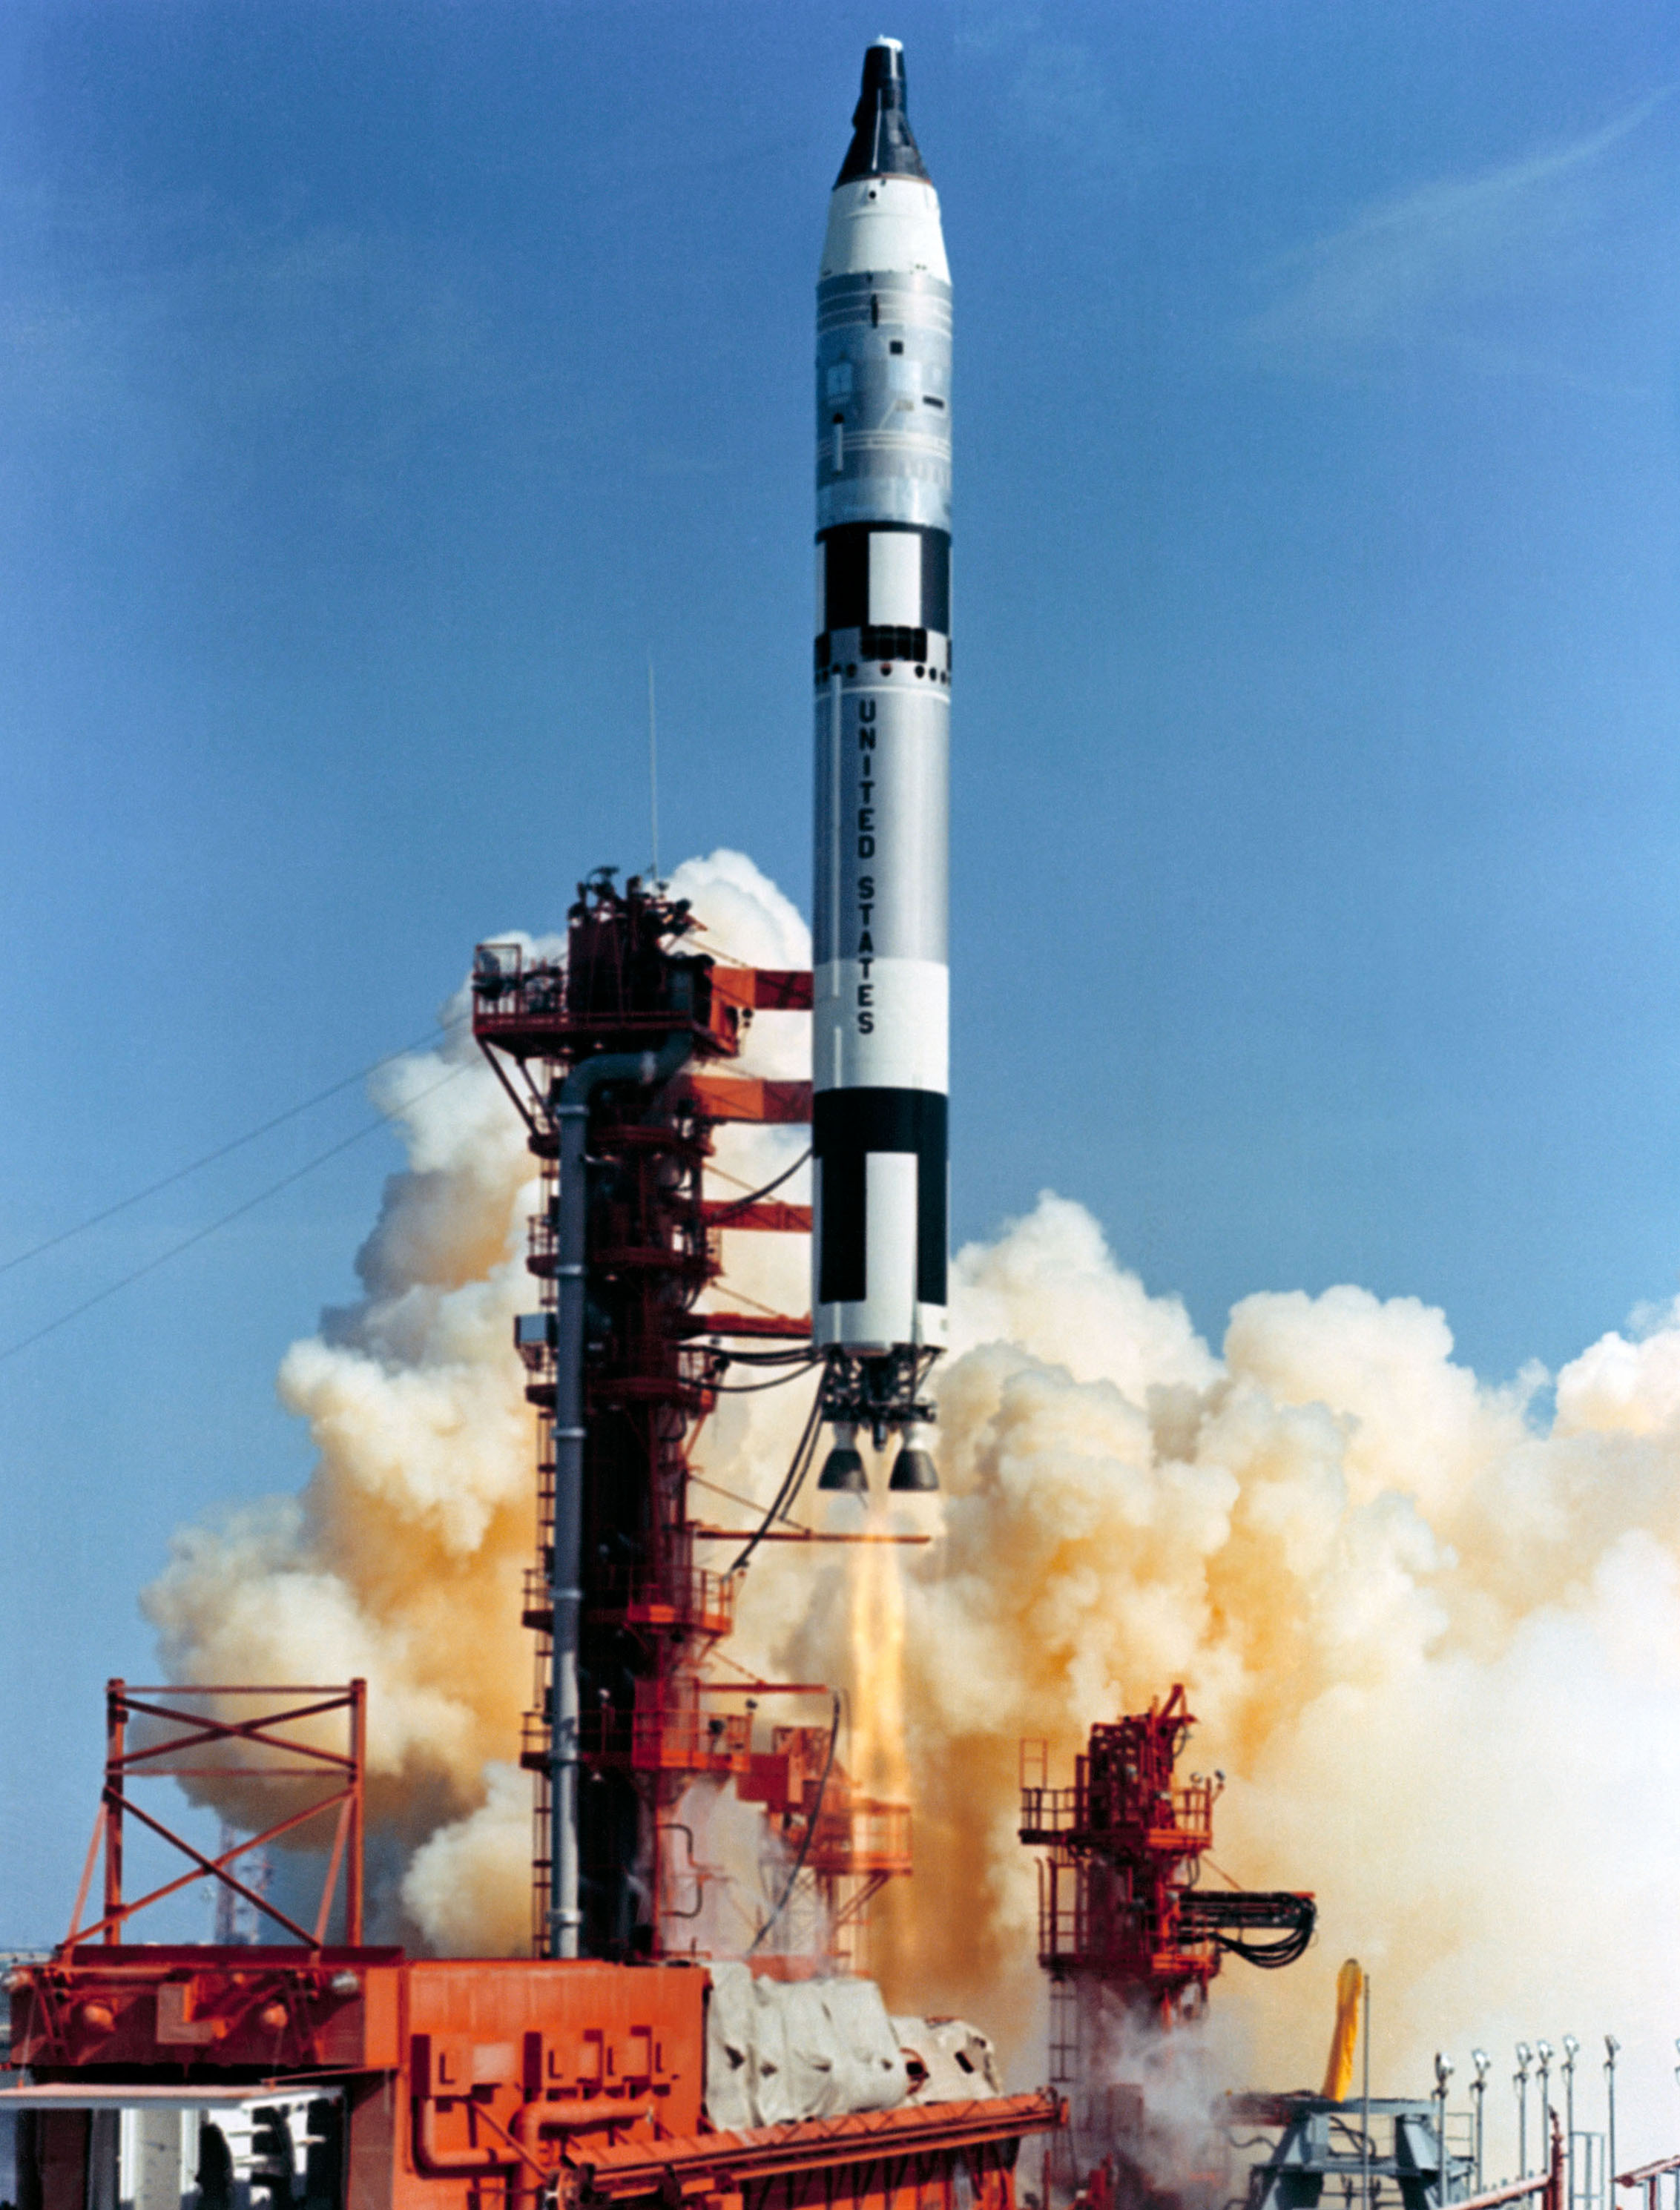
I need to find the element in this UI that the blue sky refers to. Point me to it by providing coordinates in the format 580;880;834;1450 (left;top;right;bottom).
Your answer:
3;0;1679;1935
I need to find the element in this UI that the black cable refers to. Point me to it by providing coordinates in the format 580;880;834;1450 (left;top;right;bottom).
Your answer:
748;1689;842;1955
708;1369;823;1395
725;1387;821;1566
708;1345;821;1366
706;1146;811;1221
1215;1926;1316;1968
727;1375;826;1574
0;1065;470;1367
706;1346;822;1393
1181;1890;1317;1970
0;1015;469;1278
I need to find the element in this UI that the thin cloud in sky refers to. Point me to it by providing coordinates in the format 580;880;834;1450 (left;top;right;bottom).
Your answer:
0;189;509;509
957;10;1152;181
1242;83;1680;386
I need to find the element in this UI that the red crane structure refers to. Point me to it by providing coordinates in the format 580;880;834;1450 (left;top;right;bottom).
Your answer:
1021;1686;1315;2205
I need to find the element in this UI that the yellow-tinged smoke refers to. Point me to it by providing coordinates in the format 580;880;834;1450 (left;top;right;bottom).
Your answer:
145;851;1680;2172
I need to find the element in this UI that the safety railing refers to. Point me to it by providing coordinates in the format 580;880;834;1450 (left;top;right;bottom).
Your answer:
1618;2148;1680;2210
1019;1783;1081;1835
1456;2117;1564;2210
1020;1778;1213;1847
525;1696;754;1775
627;1703;752;1774
805;1798;913;1876
519;1563;735;1637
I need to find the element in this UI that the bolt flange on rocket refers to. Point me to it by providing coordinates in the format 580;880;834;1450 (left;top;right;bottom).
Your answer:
812;39;949;1495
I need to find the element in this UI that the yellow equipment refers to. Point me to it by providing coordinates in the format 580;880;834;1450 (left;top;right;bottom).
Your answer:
1322;1959;1363;2101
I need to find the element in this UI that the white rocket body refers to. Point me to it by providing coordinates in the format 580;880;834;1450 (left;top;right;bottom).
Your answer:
812;42;951;1368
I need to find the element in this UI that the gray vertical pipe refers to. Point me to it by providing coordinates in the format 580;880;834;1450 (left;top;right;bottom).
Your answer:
1362;1973;1372;2210
1606;2039;1620;2210
547;1035;692;1960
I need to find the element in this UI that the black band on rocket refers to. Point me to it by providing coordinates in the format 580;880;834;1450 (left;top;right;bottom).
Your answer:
819;525;949;636
814;1087;949;1309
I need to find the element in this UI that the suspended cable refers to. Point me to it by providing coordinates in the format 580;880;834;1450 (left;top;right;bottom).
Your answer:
0;1015;469;1278
748;1689;842;1955
0;1065;470;1368
705;1147;811;1221
1179;1889;1317;1969
728;1376;826;1574
708;1367;823;1395
708;1345;820;1366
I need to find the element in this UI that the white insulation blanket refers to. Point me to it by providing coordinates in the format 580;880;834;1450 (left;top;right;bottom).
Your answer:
704;1966;910;2130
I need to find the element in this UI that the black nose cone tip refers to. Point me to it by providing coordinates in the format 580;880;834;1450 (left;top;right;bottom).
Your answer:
835;37;931;187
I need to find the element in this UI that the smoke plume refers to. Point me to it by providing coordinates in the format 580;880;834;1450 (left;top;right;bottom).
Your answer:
145;851;1680;2172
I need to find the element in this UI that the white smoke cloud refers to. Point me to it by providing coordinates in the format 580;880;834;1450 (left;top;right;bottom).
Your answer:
817;1199;1680;2173
400;1760;531;1957
145;852;1680;2174
143;987;539;1851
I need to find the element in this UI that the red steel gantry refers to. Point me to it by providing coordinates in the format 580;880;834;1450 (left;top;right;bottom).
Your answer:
1021;1686;1315;2202
472;871;912;1965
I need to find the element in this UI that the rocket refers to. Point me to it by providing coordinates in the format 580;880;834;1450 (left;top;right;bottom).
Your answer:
811;39;949;1494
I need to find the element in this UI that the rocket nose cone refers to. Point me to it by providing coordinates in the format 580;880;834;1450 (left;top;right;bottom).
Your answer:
864;36;905;87
835;37;930;187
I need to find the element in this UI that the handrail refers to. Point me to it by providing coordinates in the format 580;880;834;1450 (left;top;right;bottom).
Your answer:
1454;2114;1564;2210
572;2091;1066;2200
1619;2151;1680;2192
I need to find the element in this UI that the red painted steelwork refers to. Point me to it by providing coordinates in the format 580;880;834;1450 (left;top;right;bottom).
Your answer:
64;1681;365;1953
10;1947;403;2074
1020;1689;1314;2203
1018;1686;1216;2022
699;1201;814;1235
472;877;906;1963
573;2091;1064;2200
7;1954;1058;2210
707;967;815;1014
2;883;1054;2210
680;1075;814;1126
673;1314;812;1339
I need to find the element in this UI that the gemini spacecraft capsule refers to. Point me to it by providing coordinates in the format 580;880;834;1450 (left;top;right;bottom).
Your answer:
811;39;950;1492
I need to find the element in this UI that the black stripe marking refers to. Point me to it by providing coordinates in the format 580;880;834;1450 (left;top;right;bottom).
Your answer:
920;530;949;635
814;1088;948;1308
818;526;950;637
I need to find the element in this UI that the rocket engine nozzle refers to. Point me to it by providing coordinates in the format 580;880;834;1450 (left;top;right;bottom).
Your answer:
817;1348;939;1492
889;1423;939;1493
817;1423;869;1494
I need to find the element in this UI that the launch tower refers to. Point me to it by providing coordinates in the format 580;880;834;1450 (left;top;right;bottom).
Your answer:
1021;1687;1316;2200
472;871;912;1964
